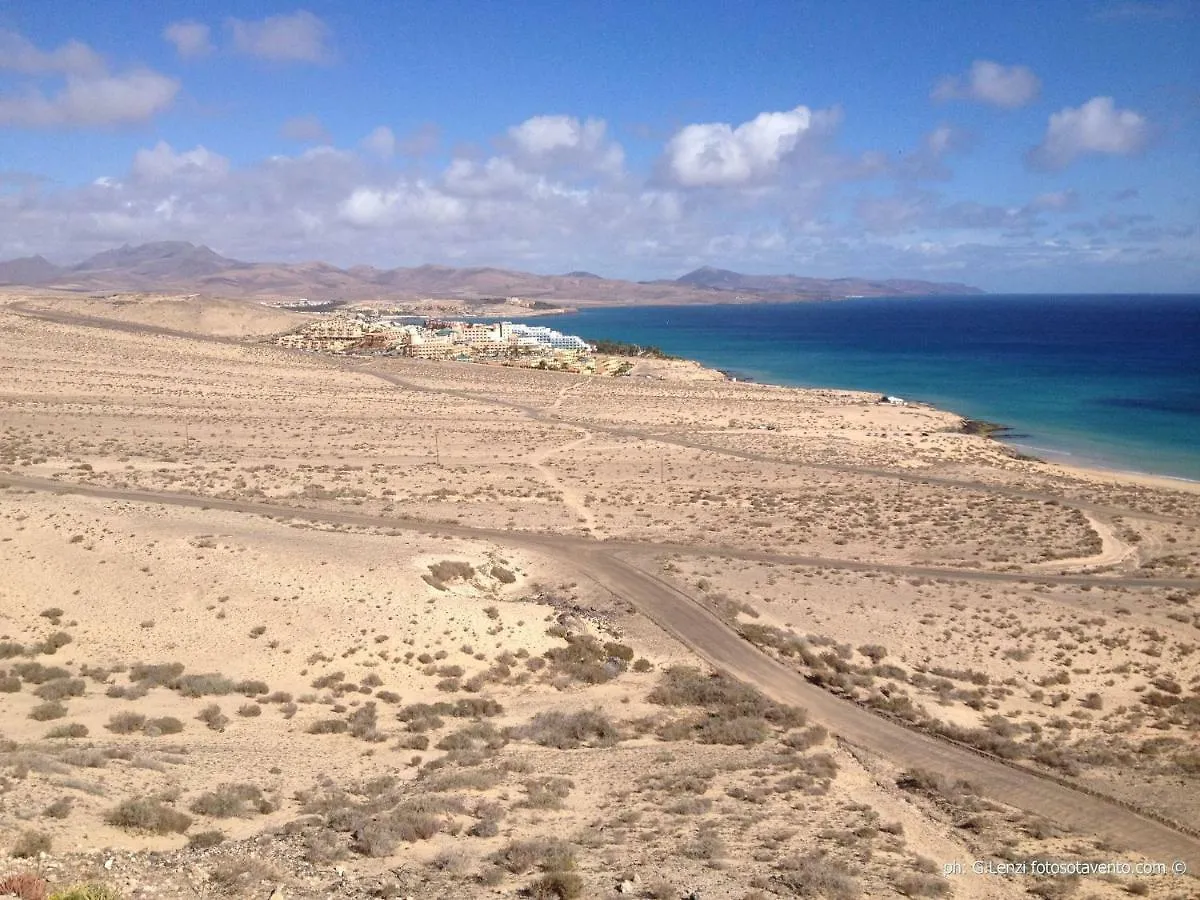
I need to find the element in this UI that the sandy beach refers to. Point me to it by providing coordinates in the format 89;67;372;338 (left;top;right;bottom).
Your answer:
1;292;1198;899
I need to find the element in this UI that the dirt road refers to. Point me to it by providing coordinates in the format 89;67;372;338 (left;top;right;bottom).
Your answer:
3;473;1199;873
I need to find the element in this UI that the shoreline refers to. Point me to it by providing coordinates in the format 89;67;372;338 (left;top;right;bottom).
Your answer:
644;351;1200;495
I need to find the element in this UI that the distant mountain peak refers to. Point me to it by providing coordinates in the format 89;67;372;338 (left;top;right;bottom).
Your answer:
563;270;602;279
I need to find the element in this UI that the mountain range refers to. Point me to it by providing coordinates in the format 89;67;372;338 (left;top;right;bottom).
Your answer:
0;242;983;305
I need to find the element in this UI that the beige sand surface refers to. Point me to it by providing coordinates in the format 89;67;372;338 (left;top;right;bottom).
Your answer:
1;294;1197;899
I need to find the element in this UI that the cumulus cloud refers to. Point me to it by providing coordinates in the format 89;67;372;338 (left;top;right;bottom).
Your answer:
132;142;230;183
506;115;624;175
339;183;466;228
281;114;331;143
361;125;396;158
662;105;839;188
1027;97;1149;170
933;60;1041;109
0;30;105;74
163;21;213;59
0;30;178;129
0;70;179;128
228;10;332;63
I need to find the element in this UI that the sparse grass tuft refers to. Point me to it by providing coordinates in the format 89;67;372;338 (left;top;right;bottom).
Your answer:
106;798;192;834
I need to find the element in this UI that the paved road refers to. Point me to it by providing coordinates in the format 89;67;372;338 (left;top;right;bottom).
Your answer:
3;472;1199;872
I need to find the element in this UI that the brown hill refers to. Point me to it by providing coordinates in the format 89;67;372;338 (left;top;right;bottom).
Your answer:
0;242;984;305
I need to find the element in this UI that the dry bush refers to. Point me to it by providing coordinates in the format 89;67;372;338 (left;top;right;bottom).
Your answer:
187;830;225;849
648;665;806;728
895;872;951;897
106;798;192;834
520;708;621;749
105;712;146;734
529;872;583;899
428;560;476;582
207;857;279;895
196;704;229;731
43;797;73;819
45;723;88;739
775;854;860;899
144;716;183;735
32;678;85;701
11;829;51;858
0;872;47;900
189;783;270;818
129;662;184;686
29;701;68;721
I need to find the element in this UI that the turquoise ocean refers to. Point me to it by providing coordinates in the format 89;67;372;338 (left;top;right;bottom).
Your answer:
539;295;1200;481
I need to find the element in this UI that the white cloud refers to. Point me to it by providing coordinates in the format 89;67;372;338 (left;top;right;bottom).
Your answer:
228;11;332;64
132;142;230;183
661;105;837;188
361;125;396;158
1028;189;1080;212
933;60;1041;109
1027;97;1149;170
506;115;624;175
0;70;179;127
281;114;331;143
163;21;213;59
339;183;466;228
0;30;104;75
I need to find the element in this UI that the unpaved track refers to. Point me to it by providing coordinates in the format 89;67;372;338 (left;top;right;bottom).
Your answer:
3;473;1200;872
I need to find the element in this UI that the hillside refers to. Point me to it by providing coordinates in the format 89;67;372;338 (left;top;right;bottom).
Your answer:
0;242;984;305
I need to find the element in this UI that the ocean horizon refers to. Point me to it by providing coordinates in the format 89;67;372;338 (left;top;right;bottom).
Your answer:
536;294;1200;482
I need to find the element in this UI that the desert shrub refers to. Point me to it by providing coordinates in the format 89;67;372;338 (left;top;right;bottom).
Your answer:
197;704;229;731
632;658;652;672
775;854;860;900
172;673;233;697
858;644;888;663
43;798;73;819
529;872;583;899
11;829;51;858
189;783;268;818
234;679;269;696
46;723;88;739
649;665;806;728
783;725;827;750
33;678;85;701
48;887;122;900
308;718;348;735
695;715;770;745
0;641;28;660
394;733;429;751
129;662;184;686
491;565;516;584
603;642;635;662
187;830;225;849
494;839;577;875
0;673;21;692
521;709;621;749
428;560;475;582
106;798;192;834
894;872;950;897
106;712;147;734
144;716;183;735
37;631;73;655
237;703;262;718
207;858;279;895
0;872;48;900
469;818;500;837
29;701;67;721
13;662;70;684
348;703;383;740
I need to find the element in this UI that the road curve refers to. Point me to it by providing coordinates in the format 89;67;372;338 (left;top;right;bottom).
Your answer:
3;472;1200;871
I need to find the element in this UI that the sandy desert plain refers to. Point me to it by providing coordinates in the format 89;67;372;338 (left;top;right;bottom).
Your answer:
0;291;1198;900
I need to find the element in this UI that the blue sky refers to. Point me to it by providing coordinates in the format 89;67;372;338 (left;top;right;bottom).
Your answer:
2;0;1198;291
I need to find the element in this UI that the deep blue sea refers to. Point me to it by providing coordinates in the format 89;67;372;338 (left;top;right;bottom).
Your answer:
541;295;1200;481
